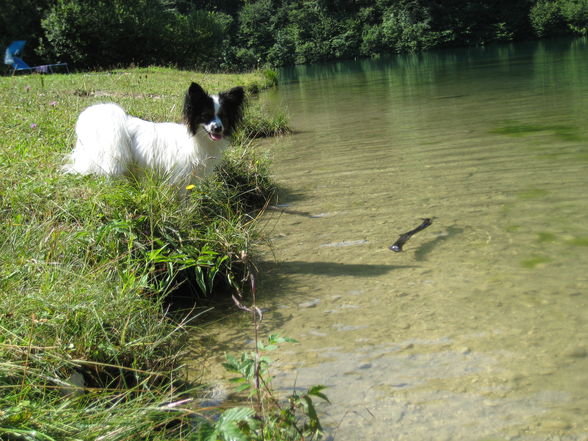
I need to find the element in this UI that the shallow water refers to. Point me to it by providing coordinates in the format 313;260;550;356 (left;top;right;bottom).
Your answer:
191;39;588;440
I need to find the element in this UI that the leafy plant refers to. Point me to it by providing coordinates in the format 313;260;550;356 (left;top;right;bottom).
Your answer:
530;0;567;37
529;0;588;37
196;407;258;441
198;261;329;441
211;335;329;441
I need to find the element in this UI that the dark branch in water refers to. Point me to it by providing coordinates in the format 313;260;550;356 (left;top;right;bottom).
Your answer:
389;218;433;252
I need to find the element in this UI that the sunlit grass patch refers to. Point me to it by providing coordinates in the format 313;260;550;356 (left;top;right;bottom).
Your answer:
0;67;285;440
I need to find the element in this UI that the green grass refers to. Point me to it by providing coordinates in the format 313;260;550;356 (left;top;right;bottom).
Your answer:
0;68;286;440
235;104;290;144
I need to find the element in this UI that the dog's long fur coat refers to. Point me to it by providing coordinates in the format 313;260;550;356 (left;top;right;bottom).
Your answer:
64;82;245;186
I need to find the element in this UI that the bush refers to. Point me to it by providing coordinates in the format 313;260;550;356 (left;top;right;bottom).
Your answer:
39;0;230;69
530;0;567;36
380;4;437;53
560;0;588;34
236;0;277;66
236;0;362;67
267;29;297;67
169;9;233;69
530;0;588;37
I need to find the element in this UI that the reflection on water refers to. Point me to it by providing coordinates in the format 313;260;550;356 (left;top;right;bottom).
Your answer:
191;38;588;440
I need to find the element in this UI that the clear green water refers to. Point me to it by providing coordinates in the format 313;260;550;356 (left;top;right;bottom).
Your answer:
192;39;588;440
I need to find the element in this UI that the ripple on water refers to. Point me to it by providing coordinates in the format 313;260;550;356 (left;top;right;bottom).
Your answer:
190;39;588;440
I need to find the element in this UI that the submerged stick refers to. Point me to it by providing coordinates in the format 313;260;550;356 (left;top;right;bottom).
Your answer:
389;218;433;252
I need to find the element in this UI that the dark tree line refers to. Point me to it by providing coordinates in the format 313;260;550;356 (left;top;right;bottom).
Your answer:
2;0;588;71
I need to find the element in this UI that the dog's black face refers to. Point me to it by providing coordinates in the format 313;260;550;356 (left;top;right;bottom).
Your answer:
183;82;245;140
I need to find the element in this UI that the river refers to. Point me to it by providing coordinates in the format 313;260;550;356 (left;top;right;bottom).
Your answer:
193;38;588;440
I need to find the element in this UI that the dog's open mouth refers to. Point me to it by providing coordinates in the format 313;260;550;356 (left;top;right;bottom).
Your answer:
208;132;223;141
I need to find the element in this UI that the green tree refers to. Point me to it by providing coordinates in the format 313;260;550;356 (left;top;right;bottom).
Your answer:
529;0;588;37
39;0;229;69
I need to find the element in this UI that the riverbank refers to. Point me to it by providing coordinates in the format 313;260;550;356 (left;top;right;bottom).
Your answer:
0;68;286;439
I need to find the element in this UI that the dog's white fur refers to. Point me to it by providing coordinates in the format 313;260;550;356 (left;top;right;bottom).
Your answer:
63;83;244;187
64;103;228;186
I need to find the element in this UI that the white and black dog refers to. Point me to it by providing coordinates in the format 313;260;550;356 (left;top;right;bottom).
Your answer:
64;82;245;186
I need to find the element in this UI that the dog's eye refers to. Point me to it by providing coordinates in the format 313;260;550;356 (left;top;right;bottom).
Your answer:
201;113;214;121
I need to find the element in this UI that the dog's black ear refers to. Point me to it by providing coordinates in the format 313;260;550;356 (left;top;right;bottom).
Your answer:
222;86;245;106
219;86;245;135
187;82;206;100
183;82;210;135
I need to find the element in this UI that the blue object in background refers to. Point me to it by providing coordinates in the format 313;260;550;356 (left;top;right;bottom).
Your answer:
4;40;68;74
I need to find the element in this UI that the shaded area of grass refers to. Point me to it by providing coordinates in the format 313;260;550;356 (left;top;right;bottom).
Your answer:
0;68;287;440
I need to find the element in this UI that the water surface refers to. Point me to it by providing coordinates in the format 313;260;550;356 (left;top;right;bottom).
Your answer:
193;39;588;440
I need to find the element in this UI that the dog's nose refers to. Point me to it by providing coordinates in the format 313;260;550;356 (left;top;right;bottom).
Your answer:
211;122;223;133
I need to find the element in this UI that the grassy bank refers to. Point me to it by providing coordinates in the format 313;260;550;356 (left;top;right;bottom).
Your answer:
0;68;287;439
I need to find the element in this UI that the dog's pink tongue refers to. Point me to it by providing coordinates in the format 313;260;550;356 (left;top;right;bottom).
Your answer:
209;133;223;141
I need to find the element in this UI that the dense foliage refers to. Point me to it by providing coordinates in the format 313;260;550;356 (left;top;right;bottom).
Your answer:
2;0;588;71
